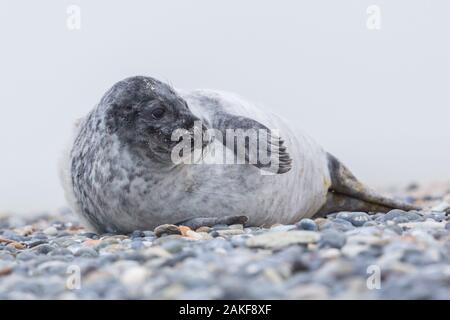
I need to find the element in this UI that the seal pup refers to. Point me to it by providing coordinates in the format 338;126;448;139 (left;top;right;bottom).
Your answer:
60;76;417;233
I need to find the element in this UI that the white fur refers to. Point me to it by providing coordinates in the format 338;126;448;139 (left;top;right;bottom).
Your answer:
58;117;96;230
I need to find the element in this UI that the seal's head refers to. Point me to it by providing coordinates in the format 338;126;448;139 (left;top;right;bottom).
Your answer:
100;76;204;162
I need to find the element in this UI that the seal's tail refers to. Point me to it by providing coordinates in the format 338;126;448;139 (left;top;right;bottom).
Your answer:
316;153;419;217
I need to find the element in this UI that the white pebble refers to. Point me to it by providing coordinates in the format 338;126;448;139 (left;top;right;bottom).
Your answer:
43;226;58;236
121;266;148;286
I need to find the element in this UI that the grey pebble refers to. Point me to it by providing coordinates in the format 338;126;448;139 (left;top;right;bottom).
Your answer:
79;232;99;239
1;230;27;242
121;252;147;262
16;251;38;261
323;218;355;232
143;231;155;237
31;244;55;255
319;229;347;249
405;211;424;221
363;221;378;227
130;230;146;238
211;224;230;231
337;212;370;227
0;251;15;261
27;240;49;248
36;261;68;275
370;213;385;221
296;218;318;231
74;247;99;258
393;216;410;224
376;209;405;222
161;251;196;267
230;235;251;247
158;238;187;253
335;212;352;220
32;233;48;240
48;248;74;256
386;224;404;235
377;209;422;223
130;240;144;249
427;212;446;222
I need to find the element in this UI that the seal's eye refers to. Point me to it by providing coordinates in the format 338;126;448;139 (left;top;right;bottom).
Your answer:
151;107;166;119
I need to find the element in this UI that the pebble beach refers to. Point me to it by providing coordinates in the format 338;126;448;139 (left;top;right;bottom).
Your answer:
1;183;449;300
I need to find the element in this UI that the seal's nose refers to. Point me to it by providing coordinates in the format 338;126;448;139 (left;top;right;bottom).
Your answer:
183;115;201;130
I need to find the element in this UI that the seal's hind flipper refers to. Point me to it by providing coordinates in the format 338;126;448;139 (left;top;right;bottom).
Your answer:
175;215;249;230
212;112;292;174
317;153;419;216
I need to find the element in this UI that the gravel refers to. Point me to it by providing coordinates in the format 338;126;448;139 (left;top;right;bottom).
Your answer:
296;218;318;231
0;184;449;299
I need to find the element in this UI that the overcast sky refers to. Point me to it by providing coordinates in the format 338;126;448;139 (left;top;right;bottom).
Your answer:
0;0;449;214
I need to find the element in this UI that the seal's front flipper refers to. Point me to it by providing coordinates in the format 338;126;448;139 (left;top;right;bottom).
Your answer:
316;153;419;217
175;215;248;230
212;112;292;174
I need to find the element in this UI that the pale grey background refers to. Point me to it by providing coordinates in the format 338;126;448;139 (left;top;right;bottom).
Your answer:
0;1;449;214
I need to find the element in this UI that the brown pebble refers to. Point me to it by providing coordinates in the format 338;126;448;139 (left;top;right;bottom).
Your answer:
178;226;191;236
195;226;211;233
15;225;34;236
314;218;329;230
7;242;26;250
154;224;182;237
69;225;85;231
0;237;13;244
0;267;13;277
83;239;102;247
